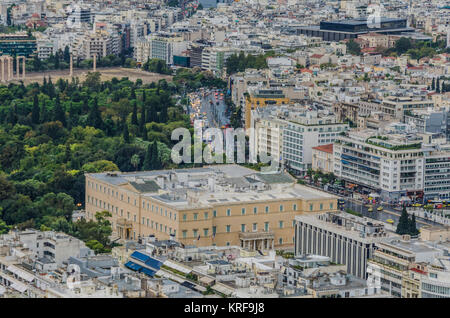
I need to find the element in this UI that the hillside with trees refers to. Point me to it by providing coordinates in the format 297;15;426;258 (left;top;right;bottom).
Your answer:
0;68;225;250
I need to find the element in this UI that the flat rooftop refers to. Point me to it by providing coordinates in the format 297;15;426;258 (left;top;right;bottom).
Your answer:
88;165;337;210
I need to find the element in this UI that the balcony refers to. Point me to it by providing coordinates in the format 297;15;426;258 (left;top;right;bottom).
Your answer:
239;230;275;241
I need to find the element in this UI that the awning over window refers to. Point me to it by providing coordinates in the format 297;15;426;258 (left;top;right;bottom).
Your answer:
10;281;28;293
6;265;35;282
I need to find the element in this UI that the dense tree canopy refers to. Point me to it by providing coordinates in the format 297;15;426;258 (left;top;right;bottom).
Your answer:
0;72;206;246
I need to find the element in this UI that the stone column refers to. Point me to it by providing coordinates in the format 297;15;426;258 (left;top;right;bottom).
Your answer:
69;54;73;77
271;239;274;250
22;57;25;79
93;54;96;72
8;57;12;81
1;58;4;82
16;56;20;79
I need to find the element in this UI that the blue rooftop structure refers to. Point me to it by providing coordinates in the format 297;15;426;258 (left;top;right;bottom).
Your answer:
130;251;150;263
140;267;156;277
145;257;163;270
125;261;142;271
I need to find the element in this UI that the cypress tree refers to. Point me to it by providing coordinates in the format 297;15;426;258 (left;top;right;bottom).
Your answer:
431;78;435;91
142;124;148;141
159;105;168;123
396;206;409;235
40;100;49;123
31;94;40;124
408;214;419;236
142;143;152;170
139;104;146;136
150;141;161;170
54;94;66;127
131;101;138;126
436;77;440;93
123;124;130;143
87;97;103;129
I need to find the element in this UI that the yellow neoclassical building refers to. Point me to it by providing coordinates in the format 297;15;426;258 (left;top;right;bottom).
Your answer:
244;89;290;129
85;165;338;250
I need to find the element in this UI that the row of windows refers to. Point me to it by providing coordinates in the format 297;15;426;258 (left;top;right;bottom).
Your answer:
182;204;301;221
181;220;295;238
87;180;137;206
142;200;177;221
140;217;176;236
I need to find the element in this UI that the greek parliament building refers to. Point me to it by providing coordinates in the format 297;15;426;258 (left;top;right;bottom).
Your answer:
85;165;338;249
294;212;391;279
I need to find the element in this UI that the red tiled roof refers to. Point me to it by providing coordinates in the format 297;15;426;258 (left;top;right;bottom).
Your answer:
410;267;427;275
312;143;333;154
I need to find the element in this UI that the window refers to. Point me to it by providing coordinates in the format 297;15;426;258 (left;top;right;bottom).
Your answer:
241;224;246;232
213;210;217;218
264;222;269;232
293;204;297;211
204;212;208;220
194;213;198;220
280;205;283;212
320;203;323;210
203;228;209;236
183;214;187;221
212;226;217;236
279;221;284;228
279;238;283;245
330;203;334;209
241;208;246;215
310;204;313;211
226;225;231;233
265;206;269;213
226;209;231;216
182;230;187;239
253;223;257;231
253;207;257;214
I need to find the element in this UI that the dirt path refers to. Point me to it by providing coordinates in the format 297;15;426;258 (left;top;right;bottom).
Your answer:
8;67;172;85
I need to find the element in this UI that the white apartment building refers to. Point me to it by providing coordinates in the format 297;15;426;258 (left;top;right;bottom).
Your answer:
333;129;425;202
423;144;450;201
201;46;237;77
36;39;55;60
135;32;186;65
82;31;121;59
381;96;435;120
282;109;349;175
9;230;93;267
367;236;443;298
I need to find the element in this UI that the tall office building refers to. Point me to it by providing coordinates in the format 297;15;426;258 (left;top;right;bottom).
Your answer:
294;212;389;279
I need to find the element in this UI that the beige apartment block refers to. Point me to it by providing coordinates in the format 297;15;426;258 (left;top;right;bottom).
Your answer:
85;165;338;250
312;144;334;173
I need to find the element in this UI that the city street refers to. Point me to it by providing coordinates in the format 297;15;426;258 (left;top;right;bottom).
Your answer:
188;89;230;130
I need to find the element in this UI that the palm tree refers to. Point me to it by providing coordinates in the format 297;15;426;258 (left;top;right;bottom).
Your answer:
131;154;140;172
